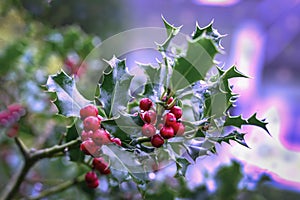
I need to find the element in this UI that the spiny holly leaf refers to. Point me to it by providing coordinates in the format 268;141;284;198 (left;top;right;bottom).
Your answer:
192;20;226;53
171;38;215;91
218;65;249;79
247;113;270;134
101;113;144;142
45;70;91;117
157;16;182;51
175;157;191;177
212;130;249;148
216;65;249;111
223;115;247;128
139;63;164;101
98;56;134;118
224;113;269;134
101;144;152;183
187;139;215;161
65;121;84;162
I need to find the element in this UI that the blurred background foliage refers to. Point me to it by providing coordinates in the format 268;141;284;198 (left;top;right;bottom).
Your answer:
1;0;300;199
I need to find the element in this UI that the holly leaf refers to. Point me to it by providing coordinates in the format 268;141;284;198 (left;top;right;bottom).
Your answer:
65;121;84;162
187;139;215;161
98;56;134;118
175;157;191;177
101;113;144;142
101;144;152;183
157;16;182;51
192;20;226;53
224;113;269;134
171;37;216;91
139;63;164;101
217;65;249;110
212;130;249;148
45;70;91;117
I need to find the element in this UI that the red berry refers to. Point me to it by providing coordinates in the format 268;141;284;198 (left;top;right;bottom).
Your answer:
93;158;111;175
160;126;174;139
92;129;111;145
172;122;185;136
85;171;99;188
151;134;164;148
87;179;99;188
80;104;98;119
163;113;176;126
142;124;156;137
139;98;153;111
143;110;157;124
167;97;174;104
83;116;100;132
80;139;100;155
111;137;122;146
170;106;182;119
85;171;98;183
81;130;93;141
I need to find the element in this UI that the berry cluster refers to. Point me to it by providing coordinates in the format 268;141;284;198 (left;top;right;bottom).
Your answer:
0;104;26;127
139;97;185;148
84;157;111;188
79;104;119;188
0;104;26;138
79;104;121;156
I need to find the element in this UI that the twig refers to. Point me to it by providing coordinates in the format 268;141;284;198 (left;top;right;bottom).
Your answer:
28;174;85;200
14;137;29;159
0;137;81;200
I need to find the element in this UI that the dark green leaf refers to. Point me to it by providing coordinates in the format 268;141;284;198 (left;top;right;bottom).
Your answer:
219;65;249;80
65;121;84;162
192;20;226;53
224;113;269;134
175;157;191;177
247;113;269;134
45;70;91;117
212;130;249;148
171;38;215;91
215;161;242;200
98;56;134;118
223;115;247;128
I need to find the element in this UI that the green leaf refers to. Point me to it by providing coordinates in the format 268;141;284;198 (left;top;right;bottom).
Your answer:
192;20;226;53
65;121;84;162
171;37;215;91
212;130;249;148
247;113;269;134
224;113;269;134
187;139;215;161
138;63;164;100
157;16;182;51
215;161;242;200
219;65;249;80
98;56;134;118
101;144;152;183
175;157;191;177
101;113;144;142
45;70;91;117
